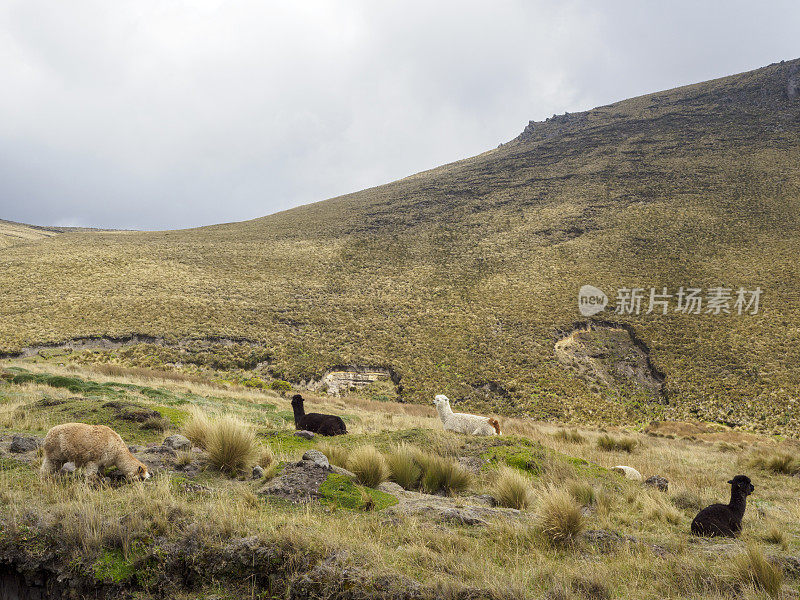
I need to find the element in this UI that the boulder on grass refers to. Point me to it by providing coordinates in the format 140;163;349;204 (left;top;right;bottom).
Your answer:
644;475;669;491
10;435;42;453
611;465;643;481
163;434;192;451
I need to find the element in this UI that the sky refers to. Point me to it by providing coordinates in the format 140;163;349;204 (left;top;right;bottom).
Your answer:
1;1;798;230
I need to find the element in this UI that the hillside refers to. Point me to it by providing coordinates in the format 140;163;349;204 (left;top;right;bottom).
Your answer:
1;59;800;431
0;219;65;248
0;219;120;249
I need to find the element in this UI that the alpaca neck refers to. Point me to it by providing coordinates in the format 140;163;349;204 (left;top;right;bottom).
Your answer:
436;402;453;422
291;402;305;428
728;490;747;518
117;452;142;477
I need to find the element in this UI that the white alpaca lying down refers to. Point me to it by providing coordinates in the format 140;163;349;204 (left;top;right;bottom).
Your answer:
433;395;501;436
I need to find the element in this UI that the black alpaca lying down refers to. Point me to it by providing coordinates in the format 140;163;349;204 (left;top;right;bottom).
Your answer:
691;475;754;537
290;394;347;436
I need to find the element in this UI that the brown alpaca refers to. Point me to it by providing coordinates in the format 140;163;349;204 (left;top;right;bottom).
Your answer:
40;423;150;481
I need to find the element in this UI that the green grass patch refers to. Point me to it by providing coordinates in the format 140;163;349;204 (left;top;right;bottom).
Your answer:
21;396;166;443
150;405;190;427
481;438;545;474
318;473;397;511
259;430;315;456
93;549;136;584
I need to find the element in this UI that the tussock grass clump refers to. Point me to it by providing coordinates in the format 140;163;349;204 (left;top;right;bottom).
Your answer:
347;445;389;488
258;444;276;468
418;454;471;496
183;407;213;450
746;450;800;475
317;441;349;469
729;544;783;598
492;466;532;509
205;415;260;475
762;524;787;549
716;441;740;453
536;486;584;544
175;451;194;467
567;480;595;507
387;443;423;490
596;434;637;453
553;429;586;444
382;444;470;496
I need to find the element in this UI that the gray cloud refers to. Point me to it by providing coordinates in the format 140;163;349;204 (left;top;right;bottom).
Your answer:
0;1;798;229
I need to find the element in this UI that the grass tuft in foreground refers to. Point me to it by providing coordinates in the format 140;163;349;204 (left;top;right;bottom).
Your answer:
205;415;260;475
492;466;533;509
347;445;389;488
596;434;638;453
536;486;585;545
729;544;783;598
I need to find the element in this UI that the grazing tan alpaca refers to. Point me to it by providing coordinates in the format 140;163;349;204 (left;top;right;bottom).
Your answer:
40;423;150;481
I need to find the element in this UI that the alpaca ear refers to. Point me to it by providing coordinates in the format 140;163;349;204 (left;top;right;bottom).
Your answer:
727;479;733;484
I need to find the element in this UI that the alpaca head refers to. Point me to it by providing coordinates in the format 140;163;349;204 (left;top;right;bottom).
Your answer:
727;475;754;497
291;394;304;407
433;395;450;409
127;457;151;481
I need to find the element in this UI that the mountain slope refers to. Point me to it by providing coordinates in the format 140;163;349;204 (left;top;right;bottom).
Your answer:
1;59;799;431
0;219;65;248
0;219;120;249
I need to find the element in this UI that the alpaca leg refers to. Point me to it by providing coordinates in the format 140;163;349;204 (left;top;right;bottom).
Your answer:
83;462;100;480
39;457;59;477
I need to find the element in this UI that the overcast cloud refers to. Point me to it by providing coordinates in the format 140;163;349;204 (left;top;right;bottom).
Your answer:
0;1;798;230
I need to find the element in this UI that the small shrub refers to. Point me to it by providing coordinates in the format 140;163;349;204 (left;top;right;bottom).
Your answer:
242;377;267;389
418;454;471;496
567;480;596;506
317;442;349;469
269;380;292;392
387;444;423;490
347;446;389;488
492;466;533;509
205;415;260;475
536;486;584;544
596;434;637;453
183;407;213;450
553;429;586;444
729;544;783;598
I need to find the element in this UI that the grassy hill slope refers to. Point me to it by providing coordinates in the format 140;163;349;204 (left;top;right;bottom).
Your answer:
0;219;64;248
0;219;121;249
1;59;799;431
